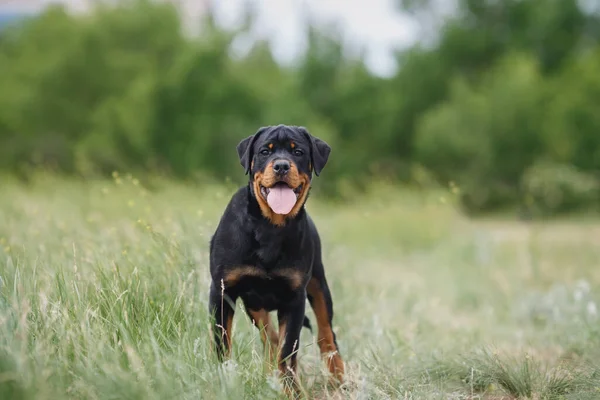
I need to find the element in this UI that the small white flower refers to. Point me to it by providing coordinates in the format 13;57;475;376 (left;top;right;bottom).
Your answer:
266;370;282;391
587;301;597;318
574;280;591;302
222;359;237;373
193;337;200;355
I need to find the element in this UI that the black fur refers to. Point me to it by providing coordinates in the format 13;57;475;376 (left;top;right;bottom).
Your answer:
208;124;341;379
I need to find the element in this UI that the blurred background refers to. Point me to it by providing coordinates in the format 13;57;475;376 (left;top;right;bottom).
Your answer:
2;3;600;398
1;0;600;217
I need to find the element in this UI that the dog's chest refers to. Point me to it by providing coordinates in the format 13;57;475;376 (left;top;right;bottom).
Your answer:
220;263;303;311
227;225;307;310
251;227;298;266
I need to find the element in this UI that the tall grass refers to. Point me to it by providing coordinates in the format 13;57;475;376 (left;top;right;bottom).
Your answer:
1;172;599;399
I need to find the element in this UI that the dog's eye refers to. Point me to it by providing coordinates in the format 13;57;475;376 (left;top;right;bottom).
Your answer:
293;149;304;156
260;149;270;156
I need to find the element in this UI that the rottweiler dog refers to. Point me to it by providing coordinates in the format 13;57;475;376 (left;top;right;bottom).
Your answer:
208;124;345;391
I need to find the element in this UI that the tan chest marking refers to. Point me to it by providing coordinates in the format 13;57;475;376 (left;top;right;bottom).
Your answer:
223;266;305;290
269;268;305;290
223;266;266;286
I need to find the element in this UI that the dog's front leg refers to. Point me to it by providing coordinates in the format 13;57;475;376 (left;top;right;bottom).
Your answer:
276;295;306;396
209;281;236;361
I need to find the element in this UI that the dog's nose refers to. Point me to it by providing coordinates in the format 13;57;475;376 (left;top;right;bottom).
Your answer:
273;160;290;175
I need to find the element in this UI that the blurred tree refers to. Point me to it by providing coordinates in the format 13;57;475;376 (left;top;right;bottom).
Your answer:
542;50;600;173
0;0;598;216
414;52;545;212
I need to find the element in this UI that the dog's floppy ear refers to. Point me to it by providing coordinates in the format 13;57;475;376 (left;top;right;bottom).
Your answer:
237;127;269;175
298;126;331;176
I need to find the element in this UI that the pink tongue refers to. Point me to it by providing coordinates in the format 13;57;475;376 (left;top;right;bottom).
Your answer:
266;185;297;214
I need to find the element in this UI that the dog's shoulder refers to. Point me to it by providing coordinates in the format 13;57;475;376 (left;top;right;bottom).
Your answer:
210;186;253;253
304;211;321;242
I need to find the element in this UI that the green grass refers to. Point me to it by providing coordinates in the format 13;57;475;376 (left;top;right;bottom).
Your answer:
1;172;600;399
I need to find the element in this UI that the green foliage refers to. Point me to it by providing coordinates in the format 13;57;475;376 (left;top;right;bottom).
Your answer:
542;50;600;173
414;53;546;212
521;161;600;216
0;0;599;215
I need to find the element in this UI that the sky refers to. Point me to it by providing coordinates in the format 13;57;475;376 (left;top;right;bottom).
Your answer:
210;0;420;76
0;0;444;77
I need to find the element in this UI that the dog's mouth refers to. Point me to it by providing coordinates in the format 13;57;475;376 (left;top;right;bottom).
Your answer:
259;182;303;199
259;182;303;215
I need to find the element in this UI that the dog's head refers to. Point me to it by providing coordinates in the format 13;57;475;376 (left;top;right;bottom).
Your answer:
236;124;331;226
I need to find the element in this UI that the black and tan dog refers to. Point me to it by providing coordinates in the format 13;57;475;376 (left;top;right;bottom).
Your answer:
208;124;345;391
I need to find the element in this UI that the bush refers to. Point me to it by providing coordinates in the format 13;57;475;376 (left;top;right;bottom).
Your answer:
414;53;545;213
520;161;600;216
542;50;600;174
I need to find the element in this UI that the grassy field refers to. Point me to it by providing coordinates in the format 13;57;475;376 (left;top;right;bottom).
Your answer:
1;173;600;399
